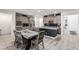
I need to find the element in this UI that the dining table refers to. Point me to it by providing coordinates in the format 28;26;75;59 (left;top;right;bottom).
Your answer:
21;29;39;50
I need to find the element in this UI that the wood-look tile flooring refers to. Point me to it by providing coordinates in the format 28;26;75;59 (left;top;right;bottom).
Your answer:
0;34;79;50
0;34;61;50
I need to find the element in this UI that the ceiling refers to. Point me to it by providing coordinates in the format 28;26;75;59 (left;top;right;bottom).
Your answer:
7;9;79;16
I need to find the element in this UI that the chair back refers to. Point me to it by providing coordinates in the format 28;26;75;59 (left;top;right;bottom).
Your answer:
35;31;45;49
39;31;45;41
13;30;22;43
31;30;45;49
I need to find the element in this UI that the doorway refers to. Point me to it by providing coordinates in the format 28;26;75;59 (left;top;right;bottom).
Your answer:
64;14;79;35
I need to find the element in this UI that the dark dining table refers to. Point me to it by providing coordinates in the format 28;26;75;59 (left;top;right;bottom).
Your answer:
21;29;39;50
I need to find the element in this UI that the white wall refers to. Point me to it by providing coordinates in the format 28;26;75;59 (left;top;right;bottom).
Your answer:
65;14;79;34
67;15;79;31
0;10;16;35
34;16;44;27
0;13;12;35
11;12;16;35
61;11;79;35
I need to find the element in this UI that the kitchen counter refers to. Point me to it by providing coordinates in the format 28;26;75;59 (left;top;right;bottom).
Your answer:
39;26;59;37
39;26;59;30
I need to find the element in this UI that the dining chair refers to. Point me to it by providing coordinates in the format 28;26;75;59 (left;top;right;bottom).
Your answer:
13;30;24;49
32;27;39;32
31;31;45;50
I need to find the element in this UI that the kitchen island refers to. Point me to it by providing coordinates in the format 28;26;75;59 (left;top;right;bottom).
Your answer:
39;26;59;37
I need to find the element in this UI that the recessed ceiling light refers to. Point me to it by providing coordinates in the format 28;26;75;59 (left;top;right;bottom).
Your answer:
38;10;41;13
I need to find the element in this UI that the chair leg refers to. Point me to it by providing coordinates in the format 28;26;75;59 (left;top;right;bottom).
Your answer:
35;40;39;50
31;41;33;49
42;40;45;49
35;44;39;50
14;39;16;46
37;44;39;50
14;41;16;45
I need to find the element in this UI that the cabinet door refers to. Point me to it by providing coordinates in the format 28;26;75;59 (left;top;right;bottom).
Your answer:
21;16;29;23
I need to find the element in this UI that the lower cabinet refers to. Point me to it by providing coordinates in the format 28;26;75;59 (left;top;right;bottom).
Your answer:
39;28;58;37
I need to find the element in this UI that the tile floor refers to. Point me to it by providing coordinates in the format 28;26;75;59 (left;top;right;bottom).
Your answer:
0;34;79;50
0;34;61;50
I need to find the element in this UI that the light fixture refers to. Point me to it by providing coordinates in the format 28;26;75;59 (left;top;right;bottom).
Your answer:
37;10;41;13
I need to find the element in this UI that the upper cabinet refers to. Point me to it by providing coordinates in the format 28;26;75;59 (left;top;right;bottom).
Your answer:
43;13;61;25
16;13;29;24
16;13;34;30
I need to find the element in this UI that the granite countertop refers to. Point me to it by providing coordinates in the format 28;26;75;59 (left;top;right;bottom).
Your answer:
39;26;59;30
